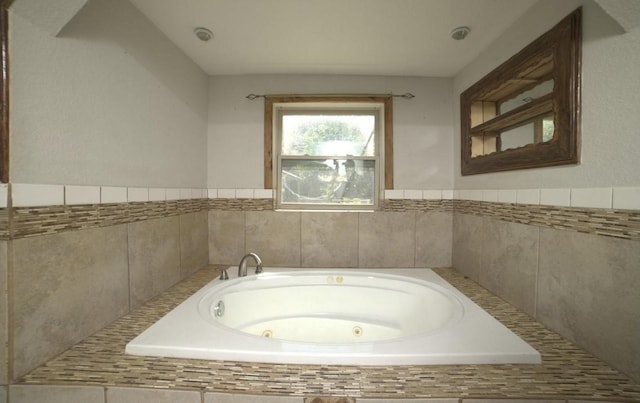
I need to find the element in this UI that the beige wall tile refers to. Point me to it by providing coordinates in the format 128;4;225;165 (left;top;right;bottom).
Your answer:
415;211;453;268
128;217;181;308
463;400;563;403
204;392;300;402
0;241;7;385
537;228;640;383
301;212;358;267
9;385;104;403
568;400;618;403
245;211;301;267
358;212;415;267
452;213;484;281
0;385;4;403
107;387;200;403
480;219;539;316
179;211;209;278
208;210;245;265
304;398;355;403
12;225;129;378
360;399;457;403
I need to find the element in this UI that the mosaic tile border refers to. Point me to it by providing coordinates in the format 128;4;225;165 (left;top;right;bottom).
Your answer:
452;200;640;241
5;199;206;240
2;198;639;241
0;208;7;239
19;266;640;400
381;199;454;212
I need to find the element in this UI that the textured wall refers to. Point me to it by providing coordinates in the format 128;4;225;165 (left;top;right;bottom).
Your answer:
6;206;209;379
453;0;640;189
208;209;453;269
207;75;454;191
9;0;208;187
450;0;640;384
452;208;640;383
0;241;7;385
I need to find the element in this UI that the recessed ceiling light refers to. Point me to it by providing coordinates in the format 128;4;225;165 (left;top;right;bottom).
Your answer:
450;26;471;40
194;27;213;42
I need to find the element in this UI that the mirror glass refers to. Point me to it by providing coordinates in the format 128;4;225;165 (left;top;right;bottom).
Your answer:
498;78;554;116
461;8;581;175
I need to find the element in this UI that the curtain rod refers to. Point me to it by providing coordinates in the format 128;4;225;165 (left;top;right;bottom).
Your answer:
245;92;415;100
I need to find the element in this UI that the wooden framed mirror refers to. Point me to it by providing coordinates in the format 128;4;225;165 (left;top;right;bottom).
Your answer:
461;8;581;175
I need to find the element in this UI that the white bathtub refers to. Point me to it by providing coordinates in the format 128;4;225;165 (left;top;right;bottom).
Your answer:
126;268;541;365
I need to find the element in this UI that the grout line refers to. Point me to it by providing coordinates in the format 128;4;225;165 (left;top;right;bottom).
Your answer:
412;210;417;268
299;211;303;267
178;214;184;280
534;225;541;320
356;212;360;268
125;220;132;313
5;182;14;382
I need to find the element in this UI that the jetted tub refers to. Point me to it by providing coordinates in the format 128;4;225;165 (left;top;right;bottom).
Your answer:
126;268;541;365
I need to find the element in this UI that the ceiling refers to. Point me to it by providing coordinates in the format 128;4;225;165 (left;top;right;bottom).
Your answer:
128;0;538;77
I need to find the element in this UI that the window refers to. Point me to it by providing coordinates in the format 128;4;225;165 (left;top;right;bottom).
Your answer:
264;96;393;210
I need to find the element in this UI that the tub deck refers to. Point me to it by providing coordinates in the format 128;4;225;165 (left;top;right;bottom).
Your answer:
17;266;640;400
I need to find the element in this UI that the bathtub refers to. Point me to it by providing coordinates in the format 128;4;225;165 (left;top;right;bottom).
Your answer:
126;268;541;365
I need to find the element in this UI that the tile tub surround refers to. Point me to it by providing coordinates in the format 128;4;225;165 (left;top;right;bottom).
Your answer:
3;197;638;243
127;216;182;309
7;199;209;240
4;206;211;379
453;212;640;385
16;266;640;400
2;197;639;385
179;211;210;278
11;225;130;378
0;241;7;385
208;209;454;268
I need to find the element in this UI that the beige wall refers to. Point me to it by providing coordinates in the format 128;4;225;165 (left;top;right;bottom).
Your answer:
452;211;640;383
453;0;640;189
450;0;640;384
9;0;208;188
4;211;208;380
3;0;638;393
0;242;7;385
208;210;452;269
207;75;455;191
5;0;211;380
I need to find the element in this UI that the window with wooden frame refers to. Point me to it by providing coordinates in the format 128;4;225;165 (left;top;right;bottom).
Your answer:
264;96;393;210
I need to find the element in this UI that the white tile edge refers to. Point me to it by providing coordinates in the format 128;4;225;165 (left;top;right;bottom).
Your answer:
3;185;638;211
11;183;65;207
65;185;101;205
570;187;613;209
0;183;8;208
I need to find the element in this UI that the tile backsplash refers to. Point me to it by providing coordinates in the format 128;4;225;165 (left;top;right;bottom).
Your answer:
2;183;639;211
0;184;6;208
451;186;639;210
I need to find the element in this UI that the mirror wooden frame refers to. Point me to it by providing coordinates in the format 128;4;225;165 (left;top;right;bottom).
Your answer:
0;1;10;183
460;8;581;176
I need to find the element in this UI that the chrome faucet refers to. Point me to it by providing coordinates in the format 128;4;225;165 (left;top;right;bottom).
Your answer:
238;252;263;277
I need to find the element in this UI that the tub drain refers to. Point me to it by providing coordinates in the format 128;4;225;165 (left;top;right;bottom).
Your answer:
262;330;273;338
353;326;363;337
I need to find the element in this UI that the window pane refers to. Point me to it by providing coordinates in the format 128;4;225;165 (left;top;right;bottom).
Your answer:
282;115;376;156
281;159;375;205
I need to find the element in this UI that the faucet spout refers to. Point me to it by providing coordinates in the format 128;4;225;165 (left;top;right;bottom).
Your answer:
238;253;263;277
